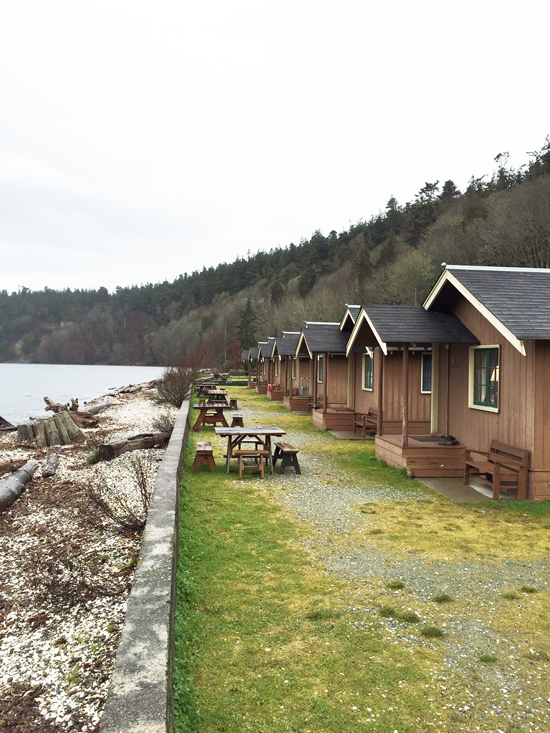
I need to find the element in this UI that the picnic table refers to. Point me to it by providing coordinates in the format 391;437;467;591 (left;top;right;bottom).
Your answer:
196;383;220;397
206;389;228;404
215;426;286;475
192;403;230;431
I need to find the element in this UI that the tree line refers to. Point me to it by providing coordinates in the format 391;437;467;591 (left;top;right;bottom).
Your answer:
1;136;549;365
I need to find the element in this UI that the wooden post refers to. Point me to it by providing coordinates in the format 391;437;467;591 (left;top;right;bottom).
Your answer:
377;349;384;437
313;356;318;408
323;352;328;413
402;343;409;448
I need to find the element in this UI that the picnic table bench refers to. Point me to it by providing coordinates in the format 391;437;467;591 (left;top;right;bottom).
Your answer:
464;440;529;500
193;441;215;473
272;442;301;474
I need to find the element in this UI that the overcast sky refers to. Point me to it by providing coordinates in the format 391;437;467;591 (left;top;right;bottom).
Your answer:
1;0;548;294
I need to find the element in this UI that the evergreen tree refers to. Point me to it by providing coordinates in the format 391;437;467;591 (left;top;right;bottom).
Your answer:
238;298;257;349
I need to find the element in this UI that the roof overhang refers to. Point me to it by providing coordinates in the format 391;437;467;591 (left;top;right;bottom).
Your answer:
346;309;388;356
295;331;312;359
423;269;526;356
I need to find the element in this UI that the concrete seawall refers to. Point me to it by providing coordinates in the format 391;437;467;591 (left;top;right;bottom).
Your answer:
100;399;190;733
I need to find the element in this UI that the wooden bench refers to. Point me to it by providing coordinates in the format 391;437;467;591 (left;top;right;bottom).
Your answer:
233;449;270;478
193;441;215;473
464;440;529;500
229;398;238;409
272;442;301;474
354;409;378;437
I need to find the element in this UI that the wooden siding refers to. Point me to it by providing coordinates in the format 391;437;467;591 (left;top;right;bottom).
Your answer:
436;297;550;499
353;350;430;421
326;355;348;407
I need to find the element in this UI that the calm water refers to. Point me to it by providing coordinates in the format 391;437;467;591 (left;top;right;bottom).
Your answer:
0;364;165;424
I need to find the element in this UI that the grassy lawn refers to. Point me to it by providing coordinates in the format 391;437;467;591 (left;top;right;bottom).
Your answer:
174;387;550;733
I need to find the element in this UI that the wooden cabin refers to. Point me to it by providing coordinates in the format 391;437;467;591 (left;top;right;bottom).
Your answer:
263;336;285;401
247;346;258;388
255;341;270;393
346;304;478;477
296;322;355;430
271;332;307;409
423;265;550;500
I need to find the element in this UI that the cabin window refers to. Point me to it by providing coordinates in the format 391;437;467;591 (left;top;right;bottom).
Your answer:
292;358;296;380
421;353;432;393
469;346;499;410
362;353;373;391
274;359;279;377
317;354;324;383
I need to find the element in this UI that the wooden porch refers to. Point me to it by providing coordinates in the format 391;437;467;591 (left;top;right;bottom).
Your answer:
312;407;355;431
283;394;311;412
375;434;465;478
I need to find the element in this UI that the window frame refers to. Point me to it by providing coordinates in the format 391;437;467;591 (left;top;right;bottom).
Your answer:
421;352;432;394
362;352;373;391
468;345;500;412
274;358;279;378
292;358;296;380
317;354;324;383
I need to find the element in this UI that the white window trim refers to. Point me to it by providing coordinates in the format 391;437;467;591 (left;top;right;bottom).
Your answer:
421;352;432;394
292;358;296;380
361;352;373;391
274;359;279;377
317;354;324;383
468;344;500;412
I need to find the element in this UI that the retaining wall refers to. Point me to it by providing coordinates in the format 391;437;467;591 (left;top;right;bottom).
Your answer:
100;399;190;733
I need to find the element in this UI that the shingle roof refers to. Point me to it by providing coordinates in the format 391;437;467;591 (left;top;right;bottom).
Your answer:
241;349;249;361
445;266;550;340
361;305;478;344
347;306;361;322
276;332;300;356
248;346;258;360
301;323;350;353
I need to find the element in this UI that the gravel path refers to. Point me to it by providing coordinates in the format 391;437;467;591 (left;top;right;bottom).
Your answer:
241;404;550;732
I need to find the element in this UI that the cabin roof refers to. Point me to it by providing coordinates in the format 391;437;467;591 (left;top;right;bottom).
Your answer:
347;305;478;355
339;304;361;331
276;332;300;356
241;349;249;361
298;322;350;356
248;346;258;360
424;265;550;354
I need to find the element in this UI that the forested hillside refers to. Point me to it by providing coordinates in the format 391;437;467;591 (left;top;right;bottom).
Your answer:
1;138;549;366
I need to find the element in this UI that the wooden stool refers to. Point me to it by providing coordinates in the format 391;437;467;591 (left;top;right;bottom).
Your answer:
273;442;301;474
229;398;238;409
233;449;269;478
193;441;215;473
231;414;244;427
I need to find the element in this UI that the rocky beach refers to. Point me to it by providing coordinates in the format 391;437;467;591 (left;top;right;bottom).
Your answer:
0;384;176;732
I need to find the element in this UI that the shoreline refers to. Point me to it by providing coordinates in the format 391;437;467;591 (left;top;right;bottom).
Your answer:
0;384;176;732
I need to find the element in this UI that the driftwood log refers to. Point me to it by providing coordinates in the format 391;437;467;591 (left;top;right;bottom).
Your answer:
42;452;60;478
17;412;85;447
0;415;16;432
117;385;142;394
44;396;68;413
86;399;113;416
0;459;39;512
69;412;98;428
0;458;27;477
98;432;170;461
